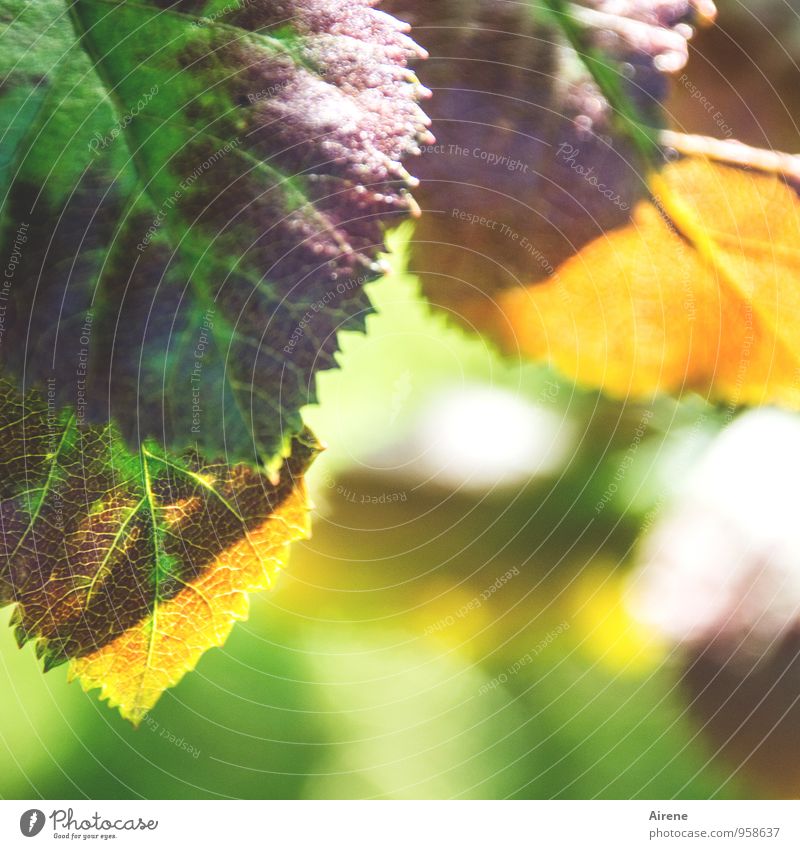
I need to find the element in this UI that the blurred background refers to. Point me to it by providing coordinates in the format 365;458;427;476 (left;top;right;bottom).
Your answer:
3;0;800;800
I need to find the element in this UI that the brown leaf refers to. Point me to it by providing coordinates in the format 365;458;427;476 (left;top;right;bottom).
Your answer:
0;380;318;724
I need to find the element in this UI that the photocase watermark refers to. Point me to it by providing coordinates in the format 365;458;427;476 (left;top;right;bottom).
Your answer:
88;84;159;154
424;567;520;636
678;74;734;138
19;809;45;837
283;273;369;355
320;473;408;506
451;208;554;274
45;378;65;533
192;0;256;26
140;712;201;759
478;621;570;695
137;137;241;251
555;143;631;211
75;311;94;427
724;301;755;419
595;409;654;514
190;308;215;435
246;80;291;105
0;221;27;350
19;807;159;837
420;142;529;174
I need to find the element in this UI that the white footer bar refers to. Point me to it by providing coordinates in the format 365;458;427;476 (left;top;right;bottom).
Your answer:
1;800;797;848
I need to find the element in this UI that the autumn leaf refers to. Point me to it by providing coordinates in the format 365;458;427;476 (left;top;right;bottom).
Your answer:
0;380;318;724
501;157;800;407
0;0;430;468
386;0;800;410
383;0;711;318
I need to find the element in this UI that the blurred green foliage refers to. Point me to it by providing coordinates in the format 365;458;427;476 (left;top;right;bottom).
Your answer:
5;0;800;801
0;230;746;799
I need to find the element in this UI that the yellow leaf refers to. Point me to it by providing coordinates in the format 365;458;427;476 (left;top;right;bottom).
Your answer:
68;473;312;727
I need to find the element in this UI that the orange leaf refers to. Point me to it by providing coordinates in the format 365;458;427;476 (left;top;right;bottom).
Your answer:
500;158;800;408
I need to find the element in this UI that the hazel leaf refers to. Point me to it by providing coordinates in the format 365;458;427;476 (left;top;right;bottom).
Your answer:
388;0;800;411
0;0;430;468
0;379;318;724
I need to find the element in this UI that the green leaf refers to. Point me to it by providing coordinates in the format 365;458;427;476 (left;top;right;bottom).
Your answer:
0;378;318;723
0;0;430;467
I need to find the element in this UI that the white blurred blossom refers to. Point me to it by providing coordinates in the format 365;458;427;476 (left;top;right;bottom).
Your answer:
374;384;576;490
627;408;800;662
